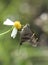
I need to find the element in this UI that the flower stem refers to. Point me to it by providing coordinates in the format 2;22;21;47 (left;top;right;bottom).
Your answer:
0;27;13;36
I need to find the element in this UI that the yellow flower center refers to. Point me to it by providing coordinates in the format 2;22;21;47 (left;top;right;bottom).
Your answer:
14;21;21;29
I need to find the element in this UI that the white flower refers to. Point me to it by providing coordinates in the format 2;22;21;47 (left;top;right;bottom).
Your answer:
3;19;21;39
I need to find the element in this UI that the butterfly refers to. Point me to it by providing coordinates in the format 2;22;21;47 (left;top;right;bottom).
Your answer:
20;24;38;47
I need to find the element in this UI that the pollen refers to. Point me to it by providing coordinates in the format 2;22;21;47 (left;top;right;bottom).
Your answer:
14;21;21;29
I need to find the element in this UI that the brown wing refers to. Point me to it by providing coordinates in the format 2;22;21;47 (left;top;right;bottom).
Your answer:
20;24;32;45
29;33;38;47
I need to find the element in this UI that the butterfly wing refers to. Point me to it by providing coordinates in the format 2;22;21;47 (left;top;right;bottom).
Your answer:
20;24;32;45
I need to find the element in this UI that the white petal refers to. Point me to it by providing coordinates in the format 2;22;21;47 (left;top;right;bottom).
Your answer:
11;28;17;39
3;19;14;25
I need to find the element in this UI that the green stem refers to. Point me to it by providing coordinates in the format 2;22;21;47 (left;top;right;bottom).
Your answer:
0;27;13;36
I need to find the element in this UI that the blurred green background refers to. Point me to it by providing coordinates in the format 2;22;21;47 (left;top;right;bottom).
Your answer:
0;0;48;65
